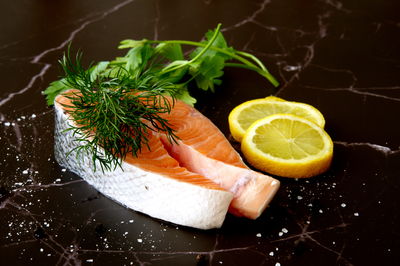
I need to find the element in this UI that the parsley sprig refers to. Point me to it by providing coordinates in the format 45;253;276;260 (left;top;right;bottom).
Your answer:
116;23;279;104
44;23;279;171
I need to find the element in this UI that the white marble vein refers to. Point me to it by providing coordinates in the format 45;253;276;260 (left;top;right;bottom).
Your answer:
272;217;352;265
221;0;272;32
330;87;400;102
0;0;136;108
335;141;399;155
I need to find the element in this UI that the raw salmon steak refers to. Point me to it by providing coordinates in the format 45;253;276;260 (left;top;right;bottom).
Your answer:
54;93;279;229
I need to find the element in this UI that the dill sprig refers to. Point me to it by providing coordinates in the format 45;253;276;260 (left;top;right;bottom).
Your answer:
59;49;178;172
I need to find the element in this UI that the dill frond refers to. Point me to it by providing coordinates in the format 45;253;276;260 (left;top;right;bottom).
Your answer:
59;48;178;171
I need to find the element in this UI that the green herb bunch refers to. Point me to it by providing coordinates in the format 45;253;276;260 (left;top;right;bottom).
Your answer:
44;23;279;171
55;50;178;171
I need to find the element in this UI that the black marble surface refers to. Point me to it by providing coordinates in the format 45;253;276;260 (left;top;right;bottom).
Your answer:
1;0;399;265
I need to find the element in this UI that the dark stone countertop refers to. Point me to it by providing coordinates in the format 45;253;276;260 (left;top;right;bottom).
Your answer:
1;0;399;265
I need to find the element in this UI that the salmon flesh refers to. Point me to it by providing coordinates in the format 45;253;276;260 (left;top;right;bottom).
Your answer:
54;94;280;229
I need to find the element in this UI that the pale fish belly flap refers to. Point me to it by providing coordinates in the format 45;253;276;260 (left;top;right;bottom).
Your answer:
53;103;234;230
161;137;280;219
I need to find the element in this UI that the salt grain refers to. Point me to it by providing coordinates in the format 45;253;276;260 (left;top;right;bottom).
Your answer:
354;212;359;216
137;239;143;243
283;65;301;72
4;122;10;126
256;233;262;237
269;251;274;256
86;259;93;262
341;203;346;208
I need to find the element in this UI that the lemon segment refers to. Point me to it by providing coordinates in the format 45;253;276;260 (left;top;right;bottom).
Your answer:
241;114;333;178
228;98;325;142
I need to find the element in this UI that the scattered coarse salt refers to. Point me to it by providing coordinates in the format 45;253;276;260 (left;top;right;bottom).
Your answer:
129;220;134;223
22;169;29;174
256;233;262;237
341;203;346;208
61;168;66;172
354;212;359;216
3;122;10;126
278;232;283;237
55;179;61;182
39;248;44;252
86;259;93;262
297;196;303;200
31;114;37;118
137;239;143;243
282;228;288;234
269;251;274;256
319;209;323;213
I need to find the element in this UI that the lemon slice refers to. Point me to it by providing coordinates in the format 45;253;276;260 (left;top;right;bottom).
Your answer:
228;98;325;142
241;114;333;178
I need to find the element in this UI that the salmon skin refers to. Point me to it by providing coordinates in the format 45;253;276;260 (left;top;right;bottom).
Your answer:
53;93;279;229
